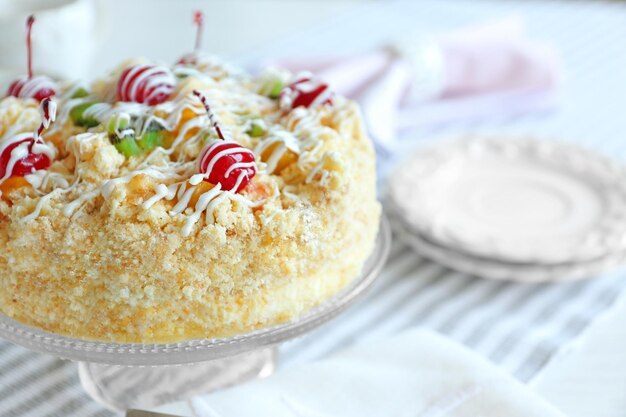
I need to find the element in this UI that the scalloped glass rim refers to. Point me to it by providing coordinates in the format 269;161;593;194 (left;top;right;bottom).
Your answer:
0;216;390;366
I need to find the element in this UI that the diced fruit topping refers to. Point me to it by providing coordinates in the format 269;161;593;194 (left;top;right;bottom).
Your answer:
70;102;100;128
188;180;215;207
258;72;287;99
279;72;333;110
0;176;30;202
257;69;290;99
259;142;298;174
70;86;89;99
246;118;267;137
137;119;166;150
117;64;175;105
107;113;141;158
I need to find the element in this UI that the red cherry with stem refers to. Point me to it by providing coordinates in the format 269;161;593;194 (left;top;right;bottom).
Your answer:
0;98;56;180
193;90;256;193
177;11;204;65
6;15;57;102
193;11;204;53
0;135;52;178
198;141;257;193
117;64;175;105
279;72;333;110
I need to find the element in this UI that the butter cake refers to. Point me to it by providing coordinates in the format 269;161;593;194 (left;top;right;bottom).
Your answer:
0;17;380;343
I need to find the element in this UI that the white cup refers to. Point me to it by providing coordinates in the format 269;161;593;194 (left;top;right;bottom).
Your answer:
0;0;104;92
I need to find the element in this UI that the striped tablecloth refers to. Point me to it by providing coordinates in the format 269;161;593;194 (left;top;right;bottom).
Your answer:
2;1;626;416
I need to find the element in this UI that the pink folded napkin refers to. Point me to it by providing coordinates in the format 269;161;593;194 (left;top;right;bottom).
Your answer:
267;17;561;150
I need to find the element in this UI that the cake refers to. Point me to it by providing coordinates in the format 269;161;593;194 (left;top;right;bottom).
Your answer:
0;26;380;343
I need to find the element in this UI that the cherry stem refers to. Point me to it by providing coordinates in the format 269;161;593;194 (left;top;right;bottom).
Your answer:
36;98;55;139
192;90;225;140
26;15;35;79
193;10;203;52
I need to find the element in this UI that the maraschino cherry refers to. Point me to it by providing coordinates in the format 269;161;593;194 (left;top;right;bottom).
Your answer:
117;64;175;105
279;72;334;111
0;98;56;180
6;15;57;102
193;90;256;193
177;11;204;65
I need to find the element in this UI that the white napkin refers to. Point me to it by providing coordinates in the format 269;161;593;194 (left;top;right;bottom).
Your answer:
267;17;560;151
532;292;626;417
156;330;565;417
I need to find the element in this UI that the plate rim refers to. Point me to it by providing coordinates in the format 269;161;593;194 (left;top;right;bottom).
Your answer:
389;213;626;283
388;135;626;265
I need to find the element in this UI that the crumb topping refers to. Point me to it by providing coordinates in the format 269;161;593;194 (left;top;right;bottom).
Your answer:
0;59;360;237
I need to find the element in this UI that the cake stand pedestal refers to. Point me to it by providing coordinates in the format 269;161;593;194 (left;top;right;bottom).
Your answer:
79;348;277;411
0;217;390;412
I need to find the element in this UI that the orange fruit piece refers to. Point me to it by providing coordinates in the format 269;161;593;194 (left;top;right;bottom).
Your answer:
0;176;30;203
244;180;273;202
260;143;298;174
165;106;203;149
188;181;216;208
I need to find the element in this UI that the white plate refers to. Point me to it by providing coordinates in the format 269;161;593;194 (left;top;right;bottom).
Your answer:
389;215;626;283
389;137;626;265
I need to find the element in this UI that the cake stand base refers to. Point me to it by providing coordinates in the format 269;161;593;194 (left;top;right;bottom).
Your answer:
78;347;277;412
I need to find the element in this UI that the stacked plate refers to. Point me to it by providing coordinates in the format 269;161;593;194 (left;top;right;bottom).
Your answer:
387;136;626;282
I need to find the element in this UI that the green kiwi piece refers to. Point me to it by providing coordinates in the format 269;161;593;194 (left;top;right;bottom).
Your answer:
268;80;284;99
70;87;89;99
137;130;165;150
246;118;267;137
70;102;100;128
137;119;166;150
113;137;142;158
107;113;141;158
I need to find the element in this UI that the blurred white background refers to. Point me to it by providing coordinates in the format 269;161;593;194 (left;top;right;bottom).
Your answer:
94;0;365;68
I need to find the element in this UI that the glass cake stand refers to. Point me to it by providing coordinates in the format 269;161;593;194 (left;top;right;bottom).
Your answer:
0;216;391;412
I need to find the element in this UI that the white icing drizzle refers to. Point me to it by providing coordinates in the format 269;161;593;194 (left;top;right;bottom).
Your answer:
21;189;61;222
0;100;57;188
1;66;329;235
25;170;70;191
82;102;112;120
61;171;156;218
139;173;265;236
282;185;300;201
306;152;336;184
142;183;175;209
254;129;300;174
181;182;223;236
0;136;31;185
62;189;100;217
109;112;134;139
262;210;281;226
